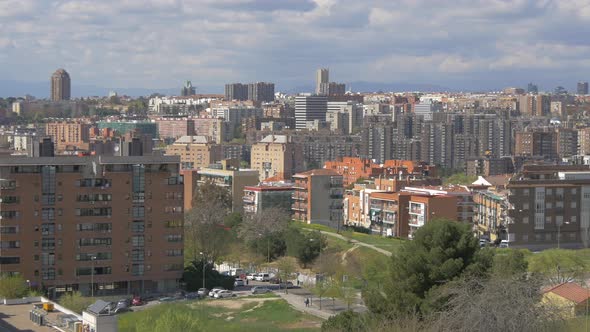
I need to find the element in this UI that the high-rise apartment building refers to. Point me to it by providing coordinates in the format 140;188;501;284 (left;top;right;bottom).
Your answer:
506;165;590;250
247;82;275;102
316;68;329;95
292;169;343;229
197;160;259;212
319;82;345;96
295;95;328;130
250;135;304;181
578;81;589;95
578;127;590;155
224;83;248;101
51;69;71;101
514;131;557;160
0;155;184;295
45;121;91;152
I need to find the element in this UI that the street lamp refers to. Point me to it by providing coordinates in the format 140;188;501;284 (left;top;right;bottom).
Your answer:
91;255;97;298
200;252;206;290
557;221;571;249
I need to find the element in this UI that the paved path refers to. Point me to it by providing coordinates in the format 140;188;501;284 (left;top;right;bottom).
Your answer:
277;287;367;321
318;230;392;257
277;292;334;320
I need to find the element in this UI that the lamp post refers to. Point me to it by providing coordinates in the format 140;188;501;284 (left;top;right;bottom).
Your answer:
91;255;97;298
557;221;570;249
200;252;206;290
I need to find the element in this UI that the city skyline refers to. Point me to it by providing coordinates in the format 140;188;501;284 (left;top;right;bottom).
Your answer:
1;1;590;96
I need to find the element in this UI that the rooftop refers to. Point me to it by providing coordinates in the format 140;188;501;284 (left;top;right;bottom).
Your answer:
294;169;341;177
259;135;289;144
0;155;180;166
544;282;590;304
174;135;210;144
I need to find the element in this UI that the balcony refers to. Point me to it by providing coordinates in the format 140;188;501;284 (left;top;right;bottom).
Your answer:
292;203;307;212
291;193;308;201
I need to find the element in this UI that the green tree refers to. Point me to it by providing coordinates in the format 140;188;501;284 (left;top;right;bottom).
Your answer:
276;256;297;294
182;260;235;291
58;291;94;314
291;230;327;268
0;275;28;299
492;248;529;279
367;220;487;317
528;249;588;284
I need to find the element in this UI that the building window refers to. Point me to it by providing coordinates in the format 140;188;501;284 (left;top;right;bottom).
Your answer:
556;216;563;224
166;234;182;242
165;249;183;257
132;264;144;276
535;233;542;241
545;216;551;223
571;202;577;209
522;216;529;224
522;234;528;242
545;233;552;241
571;216;577;223
522;203;529;210
572;188;578;195
546;202;552;209
131;235;145;247
132;206;145;219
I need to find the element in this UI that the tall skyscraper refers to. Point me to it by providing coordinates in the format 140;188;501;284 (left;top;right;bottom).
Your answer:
526;82;538;94
50;68;71;101
316;68;329;94
247;82;275;102
225;83;248;101
578;81;589;95
295;95;328;130
180;80;195;96
319;82;345;96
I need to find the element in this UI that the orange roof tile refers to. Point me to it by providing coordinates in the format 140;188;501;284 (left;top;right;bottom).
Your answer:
544;282;590;304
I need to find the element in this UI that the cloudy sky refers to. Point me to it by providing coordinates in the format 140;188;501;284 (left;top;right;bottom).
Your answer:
1;0;590;94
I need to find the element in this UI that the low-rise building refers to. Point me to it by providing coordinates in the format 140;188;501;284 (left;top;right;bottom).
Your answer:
243;181;294;214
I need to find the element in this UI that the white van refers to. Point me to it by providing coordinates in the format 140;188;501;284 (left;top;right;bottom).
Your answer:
255;273;270;282
499;240;509;248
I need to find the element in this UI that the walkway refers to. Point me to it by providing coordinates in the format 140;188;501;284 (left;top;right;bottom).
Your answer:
277;287;367;321
318;231;392;257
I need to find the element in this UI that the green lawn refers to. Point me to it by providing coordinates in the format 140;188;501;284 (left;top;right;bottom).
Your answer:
294;222;405;254
118;297;321;332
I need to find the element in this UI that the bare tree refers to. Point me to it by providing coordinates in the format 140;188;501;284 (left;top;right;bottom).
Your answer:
276;256;297;294
238;207;291;243
184;181;232;263
427;276;566;332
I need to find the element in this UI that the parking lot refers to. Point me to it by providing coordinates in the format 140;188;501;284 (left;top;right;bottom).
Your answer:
128;279;298;311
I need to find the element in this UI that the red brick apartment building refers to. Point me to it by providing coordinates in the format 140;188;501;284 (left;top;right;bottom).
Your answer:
0;155;184;297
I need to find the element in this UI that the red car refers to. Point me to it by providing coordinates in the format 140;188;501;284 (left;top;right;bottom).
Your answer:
132;296;143;306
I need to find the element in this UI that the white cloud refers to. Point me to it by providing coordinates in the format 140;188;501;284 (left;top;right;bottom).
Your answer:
0;0;589;93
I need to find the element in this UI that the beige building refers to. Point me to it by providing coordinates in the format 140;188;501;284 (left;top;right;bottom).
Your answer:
45;121;90;152
292;169;344;229
0;155;184;296
197;160;259;212
251;135;304;181
165;136;222;170
51;68;71;101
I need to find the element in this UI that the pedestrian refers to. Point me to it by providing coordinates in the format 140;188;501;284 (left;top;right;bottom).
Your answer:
246;279;249;285
305;298;309;307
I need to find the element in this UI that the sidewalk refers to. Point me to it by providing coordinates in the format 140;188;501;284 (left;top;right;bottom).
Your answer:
277;288;367;321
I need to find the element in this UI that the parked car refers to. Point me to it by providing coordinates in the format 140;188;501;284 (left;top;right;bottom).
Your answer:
131;296;143;306
279;281;294;289
499;240;510;248
255;273;270;282
114;307;132;314
197;288;209;297
479;239;488;248
116;299;130;309
269;277;281;284
246;273;257;280
158;296;175;302
185;292;200;299
208;287;225;297
251;286;271;294
234;279;245;287
214;290;235;299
